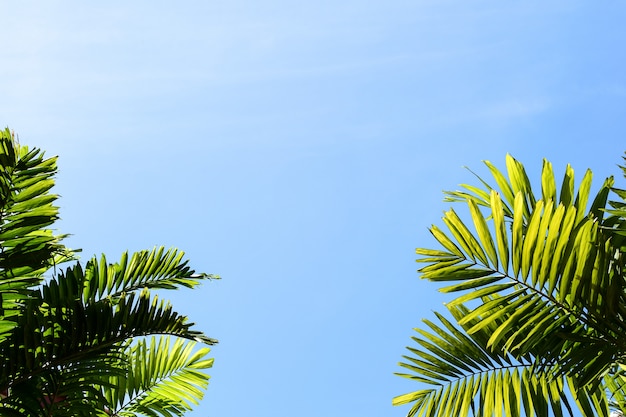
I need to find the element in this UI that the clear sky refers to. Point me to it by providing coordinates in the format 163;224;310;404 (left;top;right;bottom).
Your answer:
1;1;626;416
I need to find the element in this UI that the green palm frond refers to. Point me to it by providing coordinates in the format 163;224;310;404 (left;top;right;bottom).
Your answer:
603;155;626;257
420;157;621;382
81;247;219;303
105;336;213;417
397;154;626;417
55;251;217;343
0;352;122;417
0;257;216;389
446;155;603;224
394;312;608;417
0;247;217;416
0;128;71;342
605;365;626;414
0;130;217;417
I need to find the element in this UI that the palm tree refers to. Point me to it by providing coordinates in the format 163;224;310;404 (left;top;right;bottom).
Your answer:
394;154;626;417
0;128;218;417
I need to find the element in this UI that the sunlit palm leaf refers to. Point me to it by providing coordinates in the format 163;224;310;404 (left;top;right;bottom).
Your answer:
394;312;608;417
422;157;619;379
82;247;220;303
0;128;70;342
398;154;626;417
105;336;213;417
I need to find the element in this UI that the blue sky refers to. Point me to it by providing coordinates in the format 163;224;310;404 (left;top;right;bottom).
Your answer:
1;1;626;416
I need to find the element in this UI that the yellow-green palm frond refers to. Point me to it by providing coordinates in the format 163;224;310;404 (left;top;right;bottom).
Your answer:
394;312;609;417
104;336;213;417
397;154;626;417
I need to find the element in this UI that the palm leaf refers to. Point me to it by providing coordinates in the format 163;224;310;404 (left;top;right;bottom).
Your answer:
0;128;71;342
394;311;608;417
0;130;218;417
423;159;618;376
81;247;219;303
398;154;626;416
0;250;217;416
104;336;213;417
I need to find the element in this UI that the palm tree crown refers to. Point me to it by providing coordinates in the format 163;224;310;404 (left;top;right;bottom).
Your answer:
0;128;218;417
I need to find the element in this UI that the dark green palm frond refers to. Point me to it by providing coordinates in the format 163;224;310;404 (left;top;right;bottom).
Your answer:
0;353;122;417
0;275;217;417
0;297;129;388
0;254;216;395
51;256;217;344
0;376;49;417
0;267;215;415
105;336;213;417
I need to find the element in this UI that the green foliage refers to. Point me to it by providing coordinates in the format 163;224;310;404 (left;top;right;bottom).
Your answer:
0;129;70;345
0;128;218;416
105;337;213;417
395;154;626;417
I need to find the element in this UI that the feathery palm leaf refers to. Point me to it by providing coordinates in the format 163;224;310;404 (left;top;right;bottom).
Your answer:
81;247;219;303
104;336;213;417
0;248;217;395
0;128;70;343
0;130;218;417
394;311;608;417
396;154;626;417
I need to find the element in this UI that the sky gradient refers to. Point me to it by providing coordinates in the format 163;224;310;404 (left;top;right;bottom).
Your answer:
2;2;626;416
